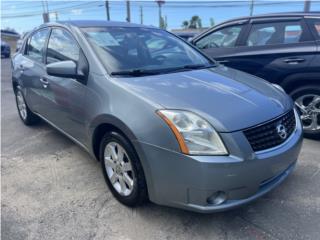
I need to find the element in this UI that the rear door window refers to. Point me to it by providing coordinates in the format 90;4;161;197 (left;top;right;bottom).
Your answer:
284;25;303;43
246;20;307;46
309;19;320;39
195;25;243;49
26;28;49;63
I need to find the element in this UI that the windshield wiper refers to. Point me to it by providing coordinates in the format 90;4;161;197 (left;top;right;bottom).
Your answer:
110;63;217;77
110;69;162;76
181;63;216;69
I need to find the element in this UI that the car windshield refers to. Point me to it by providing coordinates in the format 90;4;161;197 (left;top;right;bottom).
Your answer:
81;26;214;76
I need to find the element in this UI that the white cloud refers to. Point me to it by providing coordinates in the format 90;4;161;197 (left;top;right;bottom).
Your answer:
70;9;83;15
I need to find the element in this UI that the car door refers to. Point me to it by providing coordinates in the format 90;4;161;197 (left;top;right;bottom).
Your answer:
305;17;320;74
19;28;50;113
193;20;250;68
43;27;87;143
222;17;317;83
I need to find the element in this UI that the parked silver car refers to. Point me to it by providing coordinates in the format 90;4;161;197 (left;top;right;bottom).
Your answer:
11;21;302;213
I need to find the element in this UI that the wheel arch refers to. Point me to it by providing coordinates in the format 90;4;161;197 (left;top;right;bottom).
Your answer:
280;72;320;94
90;114;138;161
90;114;154;197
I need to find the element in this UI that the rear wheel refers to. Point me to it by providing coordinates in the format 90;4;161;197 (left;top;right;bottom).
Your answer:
100;131;148;206
290;85;320;139
15;88;40;125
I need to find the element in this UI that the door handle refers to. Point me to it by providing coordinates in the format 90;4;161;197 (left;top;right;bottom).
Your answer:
283;58;305;64
39;77;49;88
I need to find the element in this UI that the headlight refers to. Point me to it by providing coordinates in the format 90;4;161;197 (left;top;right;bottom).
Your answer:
272;84;285;93
157;110;228;155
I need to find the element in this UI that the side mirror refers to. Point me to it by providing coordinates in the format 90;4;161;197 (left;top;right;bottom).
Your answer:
46;60;83;79
189;39;195;45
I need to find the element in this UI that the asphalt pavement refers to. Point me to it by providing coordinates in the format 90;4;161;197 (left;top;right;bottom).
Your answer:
1;58;320;240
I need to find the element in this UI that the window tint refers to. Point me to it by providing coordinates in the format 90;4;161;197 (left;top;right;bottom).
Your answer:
196;25;243;49
46;28;80;64
284;25;302;43
247;21;305;46
26;29;49;62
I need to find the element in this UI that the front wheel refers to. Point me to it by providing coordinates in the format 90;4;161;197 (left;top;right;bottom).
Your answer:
290;85;320;139
100;131;148;206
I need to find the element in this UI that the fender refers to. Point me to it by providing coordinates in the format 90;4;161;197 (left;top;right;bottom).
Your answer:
280;72;320;93
88;114;155;198
88;114;138;145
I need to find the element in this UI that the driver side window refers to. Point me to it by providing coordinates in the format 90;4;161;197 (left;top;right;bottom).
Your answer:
46;28;80;64
196;25;243;49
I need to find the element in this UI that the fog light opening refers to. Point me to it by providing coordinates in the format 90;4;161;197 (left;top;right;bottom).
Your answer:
207;191;227;205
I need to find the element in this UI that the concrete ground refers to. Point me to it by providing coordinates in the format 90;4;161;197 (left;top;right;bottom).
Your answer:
1;58;320;240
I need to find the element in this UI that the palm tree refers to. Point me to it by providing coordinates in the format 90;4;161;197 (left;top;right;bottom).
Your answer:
181;20;189;29
156;0;165;28
189;15;202;29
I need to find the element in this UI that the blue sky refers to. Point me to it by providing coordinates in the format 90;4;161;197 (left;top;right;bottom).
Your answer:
1;0;320;34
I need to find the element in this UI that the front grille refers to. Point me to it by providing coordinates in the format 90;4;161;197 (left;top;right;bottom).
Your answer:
244;110;296;152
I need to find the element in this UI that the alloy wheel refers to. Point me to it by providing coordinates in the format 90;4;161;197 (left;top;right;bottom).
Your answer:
16;91;27;120
104;142;135;196
295;94;320;131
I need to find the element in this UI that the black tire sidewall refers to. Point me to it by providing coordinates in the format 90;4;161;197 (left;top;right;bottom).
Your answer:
290;85;320;138
15;89;28;123
15;88;39;125
99;131;147;206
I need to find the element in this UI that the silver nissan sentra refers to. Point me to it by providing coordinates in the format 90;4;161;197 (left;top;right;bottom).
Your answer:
12;20;303;213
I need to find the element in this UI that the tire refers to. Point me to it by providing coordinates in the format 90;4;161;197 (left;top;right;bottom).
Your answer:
100;131;148;206
290;85;320;139
15;88;40;125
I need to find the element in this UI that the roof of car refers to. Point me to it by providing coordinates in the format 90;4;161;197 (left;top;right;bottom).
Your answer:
250;11;320;18
217;11;320;25
49;20;157;29
191;11;320;41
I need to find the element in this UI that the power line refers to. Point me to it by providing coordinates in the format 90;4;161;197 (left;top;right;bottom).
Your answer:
2;1;102;18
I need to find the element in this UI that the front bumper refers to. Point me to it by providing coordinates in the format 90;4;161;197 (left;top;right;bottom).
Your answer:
134;112;303;213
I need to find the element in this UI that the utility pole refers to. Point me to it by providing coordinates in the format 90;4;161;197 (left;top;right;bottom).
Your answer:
304;0;311;12
126;0;131;22
42;0;50;23
249;0;254;16
105;1;110;20
140;6;143;24
156;0;165;28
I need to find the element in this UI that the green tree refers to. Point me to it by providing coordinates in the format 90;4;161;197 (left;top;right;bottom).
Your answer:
183;15;202;29
160;16;167;29
181;20;189;29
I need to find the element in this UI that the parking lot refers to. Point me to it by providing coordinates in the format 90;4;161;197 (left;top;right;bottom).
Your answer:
1;58;320;240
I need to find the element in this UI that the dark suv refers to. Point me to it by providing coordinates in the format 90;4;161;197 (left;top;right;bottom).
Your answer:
192;12;320;138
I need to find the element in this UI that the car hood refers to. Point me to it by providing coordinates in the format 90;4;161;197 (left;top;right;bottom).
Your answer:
116;65;293;132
